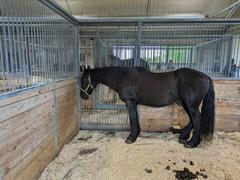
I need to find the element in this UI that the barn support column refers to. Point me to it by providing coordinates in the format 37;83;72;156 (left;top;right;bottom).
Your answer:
75;26;81;128
93;34;100;109
135;21;142;67
135;21;142;122
75;26;80;76
226;37;234;77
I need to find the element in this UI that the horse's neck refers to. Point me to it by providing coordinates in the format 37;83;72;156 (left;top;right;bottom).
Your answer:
91;67;120;91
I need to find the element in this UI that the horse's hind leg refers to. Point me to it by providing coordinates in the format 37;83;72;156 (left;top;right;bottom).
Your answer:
184;106;201;148
169;122;193;143
178;122;193;144
178;103;194;143
170;103;194;144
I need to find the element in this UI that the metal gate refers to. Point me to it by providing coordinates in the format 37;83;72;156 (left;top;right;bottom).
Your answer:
79;21;240;130
79;38;130;130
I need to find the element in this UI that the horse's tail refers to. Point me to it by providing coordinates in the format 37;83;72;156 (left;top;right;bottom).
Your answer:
200;77;215;140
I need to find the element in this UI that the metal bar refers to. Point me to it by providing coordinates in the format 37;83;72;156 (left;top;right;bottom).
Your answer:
78;18;240;24
146;0;151;17
135;21;142;66
2;1;11;92
34;0;40;84
0;76;76;99
23;0;31;87
0;1;6;93
215;0;240;17
37;1;44;84
227;37;234;77
53;13;57;80
38;0;79;25
0;29;6;93
226;2;240;18
30;0;37;84
27;0;34;86
50;10;54;81
6;1;15;92
75;26;80;75
10;0;19;91
65;0;72;15
15;0;24;88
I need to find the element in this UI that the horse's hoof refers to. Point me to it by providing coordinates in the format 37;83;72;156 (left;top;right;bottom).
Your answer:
125;139;133;144
169;127;181;134
125;136;137;144
184;141;197;148
178;138;187;144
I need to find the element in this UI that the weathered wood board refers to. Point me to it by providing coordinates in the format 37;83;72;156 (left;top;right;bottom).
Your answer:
0;78;80;180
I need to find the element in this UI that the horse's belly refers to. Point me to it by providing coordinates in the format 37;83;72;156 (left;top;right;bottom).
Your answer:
139;95;178;107
141;101;170;107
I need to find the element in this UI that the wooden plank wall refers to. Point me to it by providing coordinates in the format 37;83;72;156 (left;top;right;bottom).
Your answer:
140;80;240;132
0;78;79;180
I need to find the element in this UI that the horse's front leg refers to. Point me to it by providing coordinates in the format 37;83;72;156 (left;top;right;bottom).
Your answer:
125;100;140;144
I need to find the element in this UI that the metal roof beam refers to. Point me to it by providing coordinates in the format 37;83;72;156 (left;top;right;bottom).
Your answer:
38;0;79;25
214;0;240;17
226;2;240;18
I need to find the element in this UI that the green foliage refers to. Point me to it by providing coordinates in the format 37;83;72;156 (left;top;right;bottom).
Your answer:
144;56;162;63
142;46;195;64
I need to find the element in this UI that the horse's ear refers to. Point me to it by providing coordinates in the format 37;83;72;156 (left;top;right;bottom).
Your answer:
80;66;83;72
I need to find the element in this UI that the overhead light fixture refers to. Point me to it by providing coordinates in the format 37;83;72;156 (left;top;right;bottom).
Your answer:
75;13;205;20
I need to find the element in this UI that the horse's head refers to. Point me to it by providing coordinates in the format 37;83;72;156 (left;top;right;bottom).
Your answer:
80;65;95;100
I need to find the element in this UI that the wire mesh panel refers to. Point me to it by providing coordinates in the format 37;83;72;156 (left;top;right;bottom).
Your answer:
0;0;77;96
79;21;240;130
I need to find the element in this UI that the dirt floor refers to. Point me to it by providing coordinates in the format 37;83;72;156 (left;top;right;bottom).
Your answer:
39;130;240;180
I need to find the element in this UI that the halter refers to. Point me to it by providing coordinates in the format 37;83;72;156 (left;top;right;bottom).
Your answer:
80;75;94;98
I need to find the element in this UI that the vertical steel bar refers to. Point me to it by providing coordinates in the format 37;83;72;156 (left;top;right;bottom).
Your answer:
35;0;40;83
10;0;20;90
25;0;32;87
53;13;57;80
44;3;49;82
2;0;11;92
135;21;141;67
0;2;6;93
5;1;15;92
30;0;37;84
15;0;24;88
49;8;53;80
38;1;44;83
19;2;27;88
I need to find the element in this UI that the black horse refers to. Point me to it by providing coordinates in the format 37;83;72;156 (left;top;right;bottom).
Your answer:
80;66;215;148
109;55;150;70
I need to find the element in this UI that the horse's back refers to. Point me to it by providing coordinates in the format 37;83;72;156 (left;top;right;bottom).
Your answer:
174;68;210;85
174;68;208;78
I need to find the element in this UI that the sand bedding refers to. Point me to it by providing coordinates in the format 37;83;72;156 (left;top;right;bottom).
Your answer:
39;130;240;180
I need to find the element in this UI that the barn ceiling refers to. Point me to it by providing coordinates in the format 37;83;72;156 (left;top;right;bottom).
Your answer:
55;0;240;19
